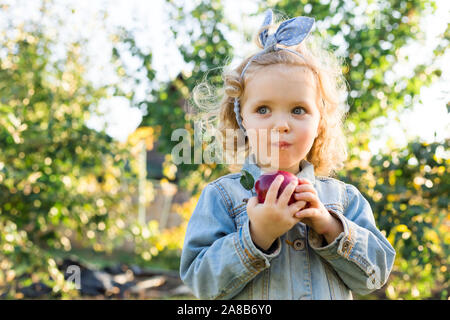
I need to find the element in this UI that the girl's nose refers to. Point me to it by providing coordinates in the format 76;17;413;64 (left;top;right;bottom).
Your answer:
273;119;290;133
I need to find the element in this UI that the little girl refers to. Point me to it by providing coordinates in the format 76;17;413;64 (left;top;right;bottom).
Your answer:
180;9;395;300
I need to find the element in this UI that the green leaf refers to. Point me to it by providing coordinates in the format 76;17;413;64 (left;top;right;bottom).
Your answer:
240;169;254;191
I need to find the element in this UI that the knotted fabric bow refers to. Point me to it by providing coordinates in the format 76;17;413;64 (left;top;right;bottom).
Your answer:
234;9;315;135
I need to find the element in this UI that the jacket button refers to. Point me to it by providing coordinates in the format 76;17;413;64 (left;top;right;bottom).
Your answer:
293;239;305;251
342;240;352;254
252;260;265;269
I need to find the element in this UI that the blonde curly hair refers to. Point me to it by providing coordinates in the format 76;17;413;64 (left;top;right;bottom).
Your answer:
190;14;349;177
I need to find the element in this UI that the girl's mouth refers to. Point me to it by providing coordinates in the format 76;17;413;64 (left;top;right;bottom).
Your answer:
272;141;292;149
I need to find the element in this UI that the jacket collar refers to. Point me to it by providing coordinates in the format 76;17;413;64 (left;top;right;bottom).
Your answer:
241;153;316;186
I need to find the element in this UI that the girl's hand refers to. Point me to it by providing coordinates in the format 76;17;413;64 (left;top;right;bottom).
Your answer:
246;175;306;251
294;178;344;245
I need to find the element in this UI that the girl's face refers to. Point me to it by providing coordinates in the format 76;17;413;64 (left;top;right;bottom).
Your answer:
241;64;321;174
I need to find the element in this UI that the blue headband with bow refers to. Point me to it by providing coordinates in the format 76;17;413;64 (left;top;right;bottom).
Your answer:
234;9;315;134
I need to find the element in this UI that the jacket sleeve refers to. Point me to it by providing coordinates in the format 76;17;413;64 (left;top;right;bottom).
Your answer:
308;183;396;295
179;182;282;299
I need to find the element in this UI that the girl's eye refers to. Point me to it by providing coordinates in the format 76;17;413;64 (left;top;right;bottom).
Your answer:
256;106;269;114
293;107;306;115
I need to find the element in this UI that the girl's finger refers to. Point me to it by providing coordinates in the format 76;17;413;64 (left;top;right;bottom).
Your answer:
295;183;317;194
288;200;307;215
295;208;317;219
278;180;298;206
265;175;284;205
246;196;259;209
298;178;312;185
294;192;318;206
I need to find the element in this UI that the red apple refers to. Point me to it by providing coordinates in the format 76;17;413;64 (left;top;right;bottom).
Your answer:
255;171;300;205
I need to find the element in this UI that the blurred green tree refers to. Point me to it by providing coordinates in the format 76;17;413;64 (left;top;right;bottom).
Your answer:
113;0;235;194
343;140;449;299
0;5;144;298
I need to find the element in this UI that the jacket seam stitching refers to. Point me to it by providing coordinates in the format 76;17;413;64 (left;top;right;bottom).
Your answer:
323;262;335;300
236;228;250;266
231;203;246;217
236;226;259;270
316;176;346;185
324;203;344;212
263;268;269;299
216;234;260;299
212;173;242;184
341;222;371;276
344;184;350;210
212;182;232;216
214;233;257;299
234;231;251;272
215;269;258;299
305;232;313;299
342;185;374;277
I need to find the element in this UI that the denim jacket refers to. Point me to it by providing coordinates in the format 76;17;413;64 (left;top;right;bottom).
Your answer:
180;156;396;300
